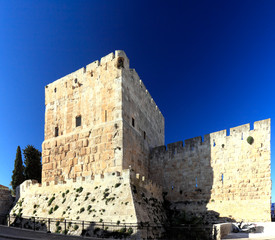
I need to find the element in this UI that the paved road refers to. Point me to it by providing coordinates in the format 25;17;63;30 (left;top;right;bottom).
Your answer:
0;225;105;240
222;232;275;240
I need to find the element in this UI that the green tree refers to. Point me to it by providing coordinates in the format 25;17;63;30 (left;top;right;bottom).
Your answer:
11;146;25;192
23;145;42;183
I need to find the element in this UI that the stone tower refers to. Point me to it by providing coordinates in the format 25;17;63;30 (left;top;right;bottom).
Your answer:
42;51;164;185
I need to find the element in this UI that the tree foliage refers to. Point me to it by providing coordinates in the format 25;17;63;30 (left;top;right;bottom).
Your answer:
11;146;25;192
23;145;42;183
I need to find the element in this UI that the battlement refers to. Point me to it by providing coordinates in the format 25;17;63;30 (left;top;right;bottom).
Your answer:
150;119;270;156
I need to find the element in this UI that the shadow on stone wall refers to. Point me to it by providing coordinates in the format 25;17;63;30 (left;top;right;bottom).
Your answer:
149;136;236;239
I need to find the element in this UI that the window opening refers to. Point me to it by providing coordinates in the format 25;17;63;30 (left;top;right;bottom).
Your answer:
76;116;81;127
74;78;78;83
117;57;124;69
54;88;57;93
132;118;135;127
105;110;107;122
195;177;198;188
55;127;59;137
144;131;146;140
213;140;216;147
221;173;224;184
171;186;174;190
241;133;243;140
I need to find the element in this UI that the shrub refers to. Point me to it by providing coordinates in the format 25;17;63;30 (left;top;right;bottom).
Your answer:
80;207;85;213
87;205;92;211
54;205;59;211
117;220;120;225
128;227;133;235
247;136;254;145
62;229;68;234
56;221;60;226
76;187;83;193
48;197;55;206
62;198;66;204
115;183;121;188
119;227;126;233
103;192;109;199
62;193;65;198
99;218;103;222
74;225;79;230
48;207;53;214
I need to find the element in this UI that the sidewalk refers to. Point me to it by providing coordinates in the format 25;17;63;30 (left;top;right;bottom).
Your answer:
222;232;275;240
0;225;103;240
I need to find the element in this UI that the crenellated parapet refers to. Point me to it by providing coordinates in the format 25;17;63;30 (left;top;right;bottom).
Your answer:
149;119;271;222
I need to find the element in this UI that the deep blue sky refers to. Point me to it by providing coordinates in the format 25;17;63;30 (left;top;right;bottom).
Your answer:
0;1;274;201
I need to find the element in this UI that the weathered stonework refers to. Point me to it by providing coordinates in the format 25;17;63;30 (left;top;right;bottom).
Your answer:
42;51;164;184
9;51;271;238
150;119;271;222
0;186;13;223
11;170;165;238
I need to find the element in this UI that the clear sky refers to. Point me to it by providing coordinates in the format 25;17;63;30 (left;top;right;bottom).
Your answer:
0;1;274;201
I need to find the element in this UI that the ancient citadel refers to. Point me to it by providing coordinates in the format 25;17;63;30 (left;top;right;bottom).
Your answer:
9;51;271;238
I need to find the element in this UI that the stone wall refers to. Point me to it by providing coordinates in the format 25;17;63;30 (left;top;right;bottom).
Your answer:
122;63;164;178
0;187;13;223
42;50;164;184
150;119;271;222
11;170;166;238
42;51;125;184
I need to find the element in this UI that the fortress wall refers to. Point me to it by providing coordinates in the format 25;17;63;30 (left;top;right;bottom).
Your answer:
42;51;127;184
149;119;271;222
12;169;166;239
121;61;165;178
0;188;13;221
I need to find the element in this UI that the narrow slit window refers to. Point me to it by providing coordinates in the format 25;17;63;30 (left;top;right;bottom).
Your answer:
144;131;146;140
132;118;135;127
221;173;224;184
105;110;107;122
55;127;59;137
76;116;81;127
195;177;198;188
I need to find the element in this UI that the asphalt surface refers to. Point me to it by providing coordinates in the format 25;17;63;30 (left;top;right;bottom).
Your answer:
0;225;104;240
222;232;275;240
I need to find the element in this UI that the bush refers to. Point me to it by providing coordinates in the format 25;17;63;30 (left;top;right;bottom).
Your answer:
76;187;83;193
48;197;55;206
74;224;79;230
80;207;85;213
128;227;133;235
48;207;53;214
115;183;121;188
54;205;59;211
247;136;254;145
